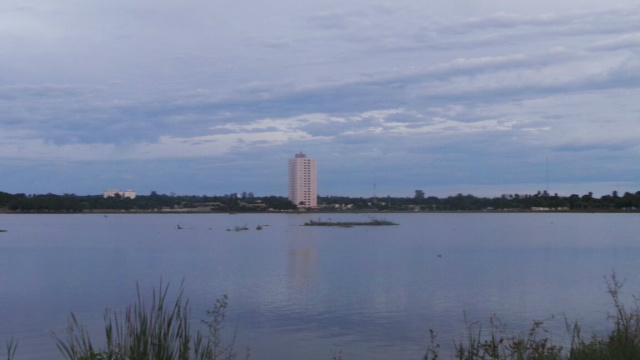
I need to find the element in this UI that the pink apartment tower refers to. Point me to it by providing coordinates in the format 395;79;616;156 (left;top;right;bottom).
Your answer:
288;152;317;207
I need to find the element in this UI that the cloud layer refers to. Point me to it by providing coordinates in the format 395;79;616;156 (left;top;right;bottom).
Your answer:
1;0;639;196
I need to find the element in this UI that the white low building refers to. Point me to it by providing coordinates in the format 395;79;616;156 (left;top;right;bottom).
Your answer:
103;189;136;199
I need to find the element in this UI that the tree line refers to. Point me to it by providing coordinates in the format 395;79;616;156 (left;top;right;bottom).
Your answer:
0;191;296;212
1;189;639;213
320;189;640;212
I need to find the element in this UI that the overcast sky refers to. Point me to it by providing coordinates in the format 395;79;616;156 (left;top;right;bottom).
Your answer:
2;0;639;197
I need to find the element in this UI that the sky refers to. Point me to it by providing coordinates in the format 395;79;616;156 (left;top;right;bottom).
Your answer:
1;0;640;198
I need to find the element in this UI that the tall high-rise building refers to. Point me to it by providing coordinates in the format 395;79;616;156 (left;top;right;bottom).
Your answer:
288;152;317;207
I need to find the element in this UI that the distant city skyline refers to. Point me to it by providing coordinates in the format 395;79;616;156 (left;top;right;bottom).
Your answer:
1;0;639;198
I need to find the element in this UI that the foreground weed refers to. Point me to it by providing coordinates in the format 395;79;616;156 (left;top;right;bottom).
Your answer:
331;349;343;360
53;282;247;360
199;294;249;360
424;329;440;360
568;272;640;360
3;339;17;360
448;315;563;360
437;272;640;360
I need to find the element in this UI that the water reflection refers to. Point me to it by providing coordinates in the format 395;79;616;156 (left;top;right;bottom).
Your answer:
288;248;317;290
2;213;640;360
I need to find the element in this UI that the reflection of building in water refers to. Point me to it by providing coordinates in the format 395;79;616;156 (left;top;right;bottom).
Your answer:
288;248;317;289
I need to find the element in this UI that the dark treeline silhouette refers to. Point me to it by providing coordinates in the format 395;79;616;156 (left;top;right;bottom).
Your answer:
1;189;639;213
0;191;296;212
347;189;638;212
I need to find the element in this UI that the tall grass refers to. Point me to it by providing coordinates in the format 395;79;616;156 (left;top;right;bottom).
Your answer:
3;339;17;360
52;282;247;360
425;272;640;360
568;273;640;360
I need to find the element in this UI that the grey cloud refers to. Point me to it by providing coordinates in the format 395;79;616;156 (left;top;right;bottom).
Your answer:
0;84;97;100
440;7;639;35
306;3;409;32
240;53;578;113
307;11;359;30
589;33;640;51
310;5;640;53
448;6;640;35
442;12;564;32
0;86;216;145
553;140;637;152
0;45;627;150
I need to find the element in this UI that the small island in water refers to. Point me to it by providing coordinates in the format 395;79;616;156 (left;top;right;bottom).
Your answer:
303;218;398;227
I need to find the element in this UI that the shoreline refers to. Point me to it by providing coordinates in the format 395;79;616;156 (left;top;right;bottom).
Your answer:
0;209;637;215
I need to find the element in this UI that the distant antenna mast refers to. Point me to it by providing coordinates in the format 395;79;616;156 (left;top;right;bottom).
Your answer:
546;157;550;194
373;182;377;201
373;148;380;202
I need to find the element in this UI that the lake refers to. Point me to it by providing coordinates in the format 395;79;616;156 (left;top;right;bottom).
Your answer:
1;213;639;359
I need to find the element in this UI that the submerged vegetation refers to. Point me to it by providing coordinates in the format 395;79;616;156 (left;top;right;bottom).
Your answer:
226;225;250;231
2;273;640;360
303;218;398;227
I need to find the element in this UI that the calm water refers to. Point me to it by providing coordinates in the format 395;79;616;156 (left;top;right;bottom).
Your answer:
0;213;639;359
